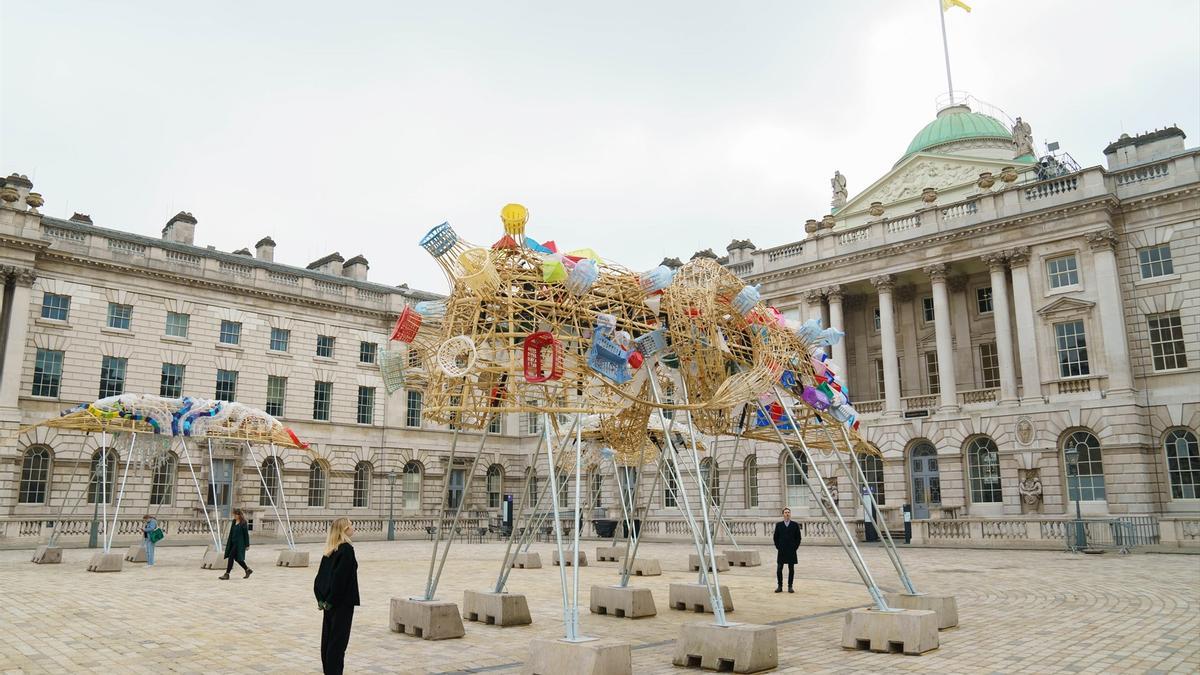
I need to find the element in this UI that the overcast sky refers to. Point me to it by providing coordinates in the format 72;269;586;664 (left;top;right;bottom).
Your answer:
3;1;1197;294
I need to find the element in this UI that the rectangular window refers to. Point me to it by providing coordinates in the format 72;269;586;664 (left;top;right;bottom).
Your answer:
359;341;377;364
99;356;126;398
872;307;881;331
215;369;238;401
1138;244;1174;279
976;287;993;314
488;415;502;434
313;381;332;421
523;403;544;436
41;293;71;321
32;349;64;397
266;376;287;417
269;328;290;352
980;343;1000;389
357;386;375;424
663;461;678;508
874;358;886;399
1054;320;1090;378
316;335;335;358
406;390;422;427
160;363;185;398
106;303;133;330
165;311;190;338
219;320;242;345
921;297;935;323
1148;312;1188;371
925;351;940;395
1046;254;1079;289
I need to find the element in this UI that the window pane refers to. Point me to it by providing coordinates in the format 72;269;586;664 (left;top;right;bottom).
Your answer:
967;437;1002;503
107;303;133;330
270;328;290;352
150;454;176;505
1165;429;1200;500
259;457;280;506
313;381;332;421
357;386;375;424
861;455;886;505
1054;321;1090;378
1138;244;1174;279
1063;431;1106;501
266;376;287;417
354;462;371;508
308;462;326;507
87;450;117;503
215;369;238;402
403;462;422;510
33;349;64;397
406;390;422;427
99;356;127;398
219;320;242;345
41;293;71;321
980;343;1000;389
976;286;993;314
165;311;190;338
1047;254;1080;289
663;460;678;507
922;297;935;323
160;363;185;398
744;456;759;508
19;447;51;504
925;351;940;395
359;341;377;364
317;335;335;358
1148;312;1188;371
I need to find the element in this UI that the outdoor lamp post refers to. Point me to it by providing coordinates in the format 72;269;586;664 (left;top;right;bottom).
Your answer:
388;471;396;541
1064;445;1086;550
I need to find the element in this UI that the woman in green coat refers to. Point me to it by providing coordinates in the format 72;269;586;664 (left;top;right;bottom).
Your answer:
219;508;253;580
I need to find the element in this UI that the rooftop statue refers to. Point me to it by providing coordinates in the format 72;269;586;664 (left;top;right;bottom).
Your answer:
831;170;848;209
1012;117;1034;158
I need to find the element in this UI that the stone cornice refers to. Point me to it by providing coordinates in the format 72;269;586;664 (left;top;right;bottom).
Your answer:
745;194;1123;287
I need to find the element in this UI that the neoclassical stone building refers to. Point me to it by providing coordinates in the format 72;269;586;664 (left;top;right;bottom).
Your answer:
1;103;1197;550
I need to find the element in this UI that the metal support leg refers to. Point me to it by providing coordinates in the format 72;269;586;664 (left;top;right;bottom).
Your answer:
429;422;494;601
180;441;220;550
106;432;137;551
247;443;294;551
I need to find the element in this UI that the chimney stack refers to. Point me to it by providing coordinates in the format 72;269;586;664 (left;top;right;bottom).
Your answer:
306;252;344;275
342;255;369;281
162;211;197;245
255;236;276;262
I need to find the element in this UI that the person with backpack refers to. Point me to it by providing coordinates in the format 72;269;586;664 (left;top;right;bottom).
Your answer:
142;514;162;566
314;518;359;675
219;508;252;580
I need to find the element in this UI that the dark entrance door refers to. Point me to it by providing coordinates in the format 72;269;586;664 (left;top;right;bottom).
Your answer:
910;443;941;520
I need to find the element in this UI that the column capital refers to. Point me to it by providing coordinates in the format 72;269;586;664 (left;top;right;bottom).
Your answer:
823;285;844;302
924;263;950;282
0;264;34;285
982;252;1008;272
870;274;895;292
1085;228;1120;251
1005;246;1031;267
803;288;825;304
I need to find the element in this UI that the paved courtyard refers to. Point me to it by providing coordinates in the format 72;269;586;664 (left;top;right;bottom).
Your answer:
0;538;1196;674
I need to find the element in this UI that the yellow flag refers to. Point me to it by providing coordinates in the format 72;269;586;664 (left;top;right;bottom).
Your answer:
942;0;971;12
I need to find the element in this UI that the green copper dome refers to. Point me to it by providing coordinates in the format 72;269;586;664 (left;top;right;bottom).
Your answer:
902;105;1012;159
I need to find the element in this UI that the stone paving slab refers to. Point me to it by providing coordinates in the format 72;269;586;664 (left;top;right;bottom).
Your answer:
0;540;1196;673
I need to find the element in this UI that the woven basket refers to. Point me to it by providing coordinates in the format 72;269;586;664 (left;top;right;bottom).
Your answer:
436;335;477;377
390;306;422;343
458;248;500;293
501;203;528;236
523;331;563;382
378;348;407;393
419;222;458;257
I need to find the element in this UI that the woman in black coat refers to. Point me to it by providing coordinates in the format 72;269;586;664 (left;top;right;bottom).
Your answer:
773;507;802;593
219;508;252;580
314;518;360;675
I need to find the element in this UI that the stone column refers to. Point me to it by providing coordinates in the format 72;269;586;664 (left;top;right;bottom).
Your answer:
1086;229;1134;393
804;289;825;324
871;275;901;416
0;267;35;419
1006;247;1044;403
983;253;1018;404
825;286;847;370
925;264;959;412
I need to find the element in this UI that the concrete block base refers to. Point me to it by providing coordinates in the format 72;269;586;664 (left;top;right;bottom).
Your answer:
124;543;147;563
589;584;657;619
462;590;532;626
277;550;310;568
669;583;734;614
200;546;225;570
620;557;662;577
389;598;465;640
672;622;778;673
688;553;730;573
511;552;542;569
523;637;632;675
32;545;62;564
87;552;124;573
841;608;939;655
884;592;959;629
552;550;588;567
596;546;623;562
723;550;761;567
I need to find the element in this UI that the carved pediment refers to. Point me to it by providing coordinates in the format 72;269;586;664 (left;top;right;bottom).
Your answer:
1037;296;1095;317
840;153;1022;214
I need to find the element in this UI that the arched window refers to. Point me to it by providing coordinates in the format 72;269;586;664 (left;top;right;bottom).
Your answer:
150;452;177;505
744;455;759;508
783;450;808;508
487;464;503;508
354;461;372;508
700;457;720;506
663;459;678;508
403;460;423;510
617;466;637;510
860;455;886;505
308;461;327;507
1164;429;1200;499
589;468;603;508
19;446;52;504
966;437;1002;503
525;467;539;507
259;457;281;506
87;449;118;504
1063;430;1105;502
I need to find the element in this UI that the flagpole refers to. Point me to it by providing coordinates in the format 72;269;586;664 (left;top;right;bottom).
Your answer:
937;0;955;105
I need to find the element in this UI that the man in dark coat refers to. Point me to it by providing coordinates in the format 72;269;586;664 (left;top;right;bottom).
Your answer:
773;507;802;593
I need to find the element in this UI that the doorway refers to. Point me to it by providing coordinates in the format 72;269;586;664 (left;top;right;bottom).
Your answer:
910;443;941;520
207;459;235;519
